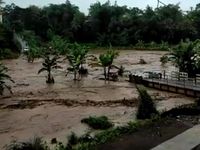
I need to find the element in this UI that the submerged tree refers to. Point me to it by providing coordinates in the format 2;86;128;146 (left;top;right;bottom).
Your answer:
99;49;118;80
38;55;61;84
0;63;14;95
66;43;88;80
25;46;41;63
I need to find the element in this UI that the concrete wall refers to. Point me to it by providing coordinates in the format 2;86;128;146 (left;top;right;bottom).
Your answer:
145;80;199;97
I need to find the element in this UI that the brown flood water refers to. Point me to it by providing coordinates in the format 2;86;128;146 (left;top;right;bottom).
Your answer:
0;50;194;148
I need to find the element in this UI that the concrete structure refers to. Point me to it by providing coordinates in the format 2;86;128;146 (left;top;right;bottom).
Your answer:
0;11;2;23
142;78;200;97
151;124;200;150
129;74;200;97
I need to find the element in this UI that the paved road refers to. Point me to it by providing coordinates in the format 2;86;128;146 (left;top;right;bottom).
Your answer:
151;124;200;150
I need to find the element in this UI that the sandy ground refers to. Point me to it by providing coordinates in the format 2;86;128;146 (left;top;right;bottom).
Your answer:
0;50;194;149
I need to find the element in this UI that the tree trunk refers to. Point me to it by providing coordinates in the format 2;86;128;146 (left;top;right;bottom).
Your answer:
74;70;77;80
104;67;107;80
47;71;54;83
108;66;111;80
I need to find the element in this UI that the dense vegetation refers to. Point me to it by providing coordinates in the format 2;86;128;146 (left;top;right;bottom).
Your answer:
136;86;159;119
0;24;19;59
2;1;200;47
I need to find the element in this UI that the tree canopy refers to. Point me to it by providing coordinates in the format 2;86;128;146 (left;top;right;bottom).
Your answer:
2;1;200;46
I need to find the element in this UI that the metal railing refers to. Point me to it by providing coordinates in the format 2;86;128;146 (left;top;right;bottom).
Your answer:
145;73;200;90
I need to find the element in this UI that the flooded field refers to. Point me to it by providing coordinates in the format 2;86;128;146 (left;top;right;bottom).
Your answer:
0;50;194;148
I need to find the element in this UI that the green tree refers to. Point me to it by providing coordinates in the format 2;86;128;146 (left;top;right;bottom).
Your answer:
169;40;200;77
48;35;68;55
0;63;14;95
38;55;61;84
99;49;118;80
66;43;88;80
3;1;200;46
136;86;159;119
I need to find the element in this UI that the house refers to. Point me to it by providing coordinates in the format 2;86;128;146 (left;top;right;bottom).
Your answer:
0;11;2;23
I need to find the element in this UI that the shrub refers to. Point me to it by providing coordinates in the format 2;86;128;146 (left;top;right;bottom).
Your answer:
136;87;159;119
81;116;113;130
161;105;200;117
68;132;79;146
160;55;168;66
5;137;49;150
139;58;147;64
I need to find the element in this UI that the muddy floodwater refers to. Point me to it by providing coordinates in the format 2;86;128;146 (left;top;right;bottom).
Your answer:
0;50;194;148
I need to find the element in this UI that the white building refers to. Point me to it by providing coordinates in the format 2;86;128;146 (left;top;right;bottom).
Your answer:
0;11;2;23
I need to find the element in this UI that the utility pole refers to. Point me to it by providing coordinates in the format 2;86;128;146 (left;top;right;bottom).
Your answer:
157;0;166;8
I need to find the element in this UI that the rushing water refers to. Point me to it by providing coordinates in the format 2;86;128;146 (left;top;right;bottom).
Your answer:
0;50;194;148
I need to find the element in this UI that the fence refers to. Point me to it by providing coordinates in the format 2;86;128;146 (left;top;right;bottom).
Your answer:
144;71;200;90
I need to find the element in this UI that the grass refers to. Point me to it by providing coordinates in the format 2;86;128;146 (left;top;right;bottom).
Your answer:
74;116;163;150
5;137;49;150
5;116;165;150
81;116;113;130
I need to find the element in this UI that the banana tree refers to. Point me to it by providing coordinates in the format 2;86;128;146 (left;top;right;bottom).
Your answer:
69;43;88;73
66;43;89;80
99;50;119;80
38;55;61;83
0;63;14;95
67;54;81;80
25;46;41;63
99;53;111;80
169;40;200;77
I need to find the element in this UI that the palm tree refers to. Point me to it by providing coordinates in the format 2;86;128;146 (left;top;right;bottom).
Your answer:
0;63;14;95
38;55;61;83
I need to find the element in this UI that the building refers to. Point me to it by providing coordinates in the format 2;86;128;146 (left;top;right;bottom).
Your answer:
0;11;2;23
